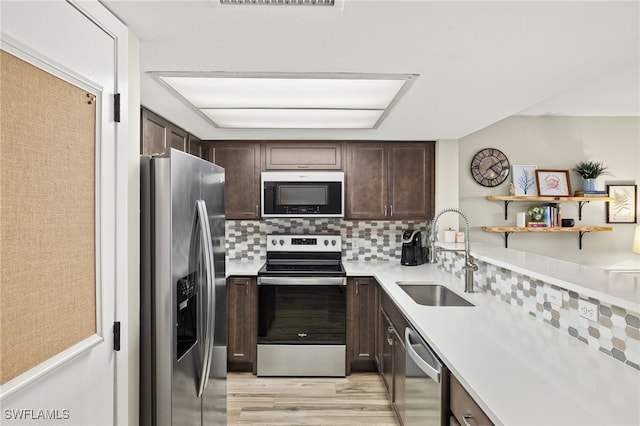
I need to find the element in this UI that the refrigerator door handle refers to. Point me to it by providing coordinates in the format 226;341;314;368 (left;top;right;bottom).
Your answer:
196;200;215;397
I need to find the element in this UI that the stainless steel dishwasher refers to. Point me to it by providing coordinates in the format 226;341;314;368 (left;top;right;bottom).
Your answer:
405;327;448;426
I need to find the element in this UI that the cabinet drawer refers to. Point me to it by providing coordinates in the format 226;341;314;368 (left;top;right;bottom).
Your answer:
381;292;408;338
450;374;493;426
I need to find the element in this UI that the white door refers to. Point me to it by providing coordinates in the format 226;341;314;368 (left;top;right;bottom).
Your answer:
0;1;128;424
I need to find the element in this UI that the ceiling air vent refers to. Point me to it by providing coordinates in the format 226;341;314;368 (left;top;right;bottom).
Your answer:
220;0;335;5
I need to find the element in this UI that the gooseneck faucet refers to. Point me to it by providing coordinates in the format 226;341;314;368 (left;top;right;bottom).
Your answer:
428;208;478;292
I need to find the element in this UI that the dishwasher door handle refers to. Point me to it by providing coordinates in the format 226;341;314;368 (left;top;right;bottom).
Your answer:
405;327;442;383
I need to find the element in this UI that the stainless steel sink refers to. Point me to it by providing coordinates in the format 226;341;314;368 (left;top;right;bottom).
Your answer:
396;282;474;307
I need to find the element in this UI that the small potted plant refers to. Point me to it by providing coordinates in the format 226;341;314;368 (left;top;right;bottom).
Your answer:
574;160;611;192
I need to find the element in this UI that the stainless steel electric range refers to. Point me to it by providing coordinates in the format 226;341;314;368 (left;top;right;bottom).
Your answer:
256;234;346;377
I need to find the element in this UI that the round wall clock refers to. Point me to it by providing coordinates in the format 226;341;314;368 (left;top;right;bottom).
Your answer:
470;148;510;187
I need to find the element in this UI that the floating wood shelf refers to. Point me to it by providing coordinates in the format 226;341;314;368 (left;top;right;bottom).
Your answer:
481;226;613;249
485;195;614;220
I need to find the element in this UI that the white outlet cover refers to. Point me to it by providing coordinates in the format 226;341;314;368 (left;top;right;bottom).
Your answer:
578;299;599;322
545;287;563;307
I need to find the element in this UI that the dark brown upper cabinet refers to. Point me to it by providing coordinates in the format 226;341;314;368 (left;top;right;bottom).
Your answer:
346;143;388;218
140;108;188;155
209;142;262;219
388;142;435;219
346;142;435;220
187;133;204;160
264;141;343;170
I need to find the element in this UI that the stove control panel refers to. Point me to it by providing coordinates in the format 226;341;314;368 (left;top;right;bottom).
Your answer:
266;234;341;252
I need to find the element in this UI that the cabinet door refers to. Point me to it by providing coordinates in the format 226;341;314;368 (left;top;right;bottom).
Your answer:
227;277;257;367
210;143;261;219
351;277;377;362
140;108;188;155
265;141;343;170
140;108;167;155
380;310;394;396
346;143;388;219
187;134;202;159
388;142;435;219
168;125;188;152
450;374;493;426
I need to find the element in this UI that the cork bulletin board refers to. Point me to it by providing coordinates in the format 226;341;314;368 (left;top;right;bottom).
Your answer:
1;50;97;384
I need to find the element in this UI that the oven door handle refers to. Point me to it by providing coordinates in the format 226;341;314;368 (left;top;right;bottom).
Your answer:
257;276;346;286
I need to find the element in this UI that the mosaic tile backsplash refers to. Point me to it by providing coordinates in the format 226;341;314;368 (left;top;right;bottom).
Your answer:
438;251;640;371
226;219;429;262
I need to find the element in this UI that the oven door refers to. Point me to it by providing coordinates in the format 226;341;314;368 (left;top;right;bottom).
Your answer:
256;275;347;376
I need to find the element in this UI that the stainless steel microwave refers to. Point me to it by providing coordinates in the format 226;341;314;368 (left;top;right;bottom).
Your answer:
261;171;344;218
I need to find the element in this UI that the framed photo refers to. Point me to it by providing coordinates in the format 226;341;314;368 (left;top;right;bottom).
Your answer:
535;170;572;197
512;165;538;196
607;184;637;223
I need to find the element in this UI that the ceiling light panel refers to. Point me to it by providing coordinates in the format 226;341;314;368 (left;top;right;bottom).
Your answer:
201;108;384;129
153;72;417;129
159;77;407;109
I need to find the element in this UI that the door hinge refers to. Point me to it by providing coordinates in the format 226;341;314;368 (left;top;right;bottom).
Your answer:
114;93;121;123
113;321;121;351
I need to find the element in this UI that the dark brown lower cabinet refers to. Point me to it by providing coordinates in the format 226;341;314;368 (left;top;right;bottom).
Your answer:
347;277;378;374
227;276;257;372
450;374;494;426
379;290;409;425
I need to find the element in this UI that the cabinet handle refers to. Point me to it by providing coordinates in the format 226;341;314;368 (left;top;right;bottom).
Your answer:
387;326;394;346
462;414;477;426
256;205;260;216
245;283;249;295
390;204;393;216
384;205;388;217
355;280;359;295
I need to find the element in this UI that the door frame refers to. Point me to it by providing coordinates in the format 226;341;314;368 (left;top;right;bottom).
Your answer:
0;1;132;423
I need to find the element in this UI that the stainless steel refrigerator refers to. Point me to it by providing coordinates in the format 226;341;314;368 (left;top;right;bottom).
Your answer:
140;148;226;425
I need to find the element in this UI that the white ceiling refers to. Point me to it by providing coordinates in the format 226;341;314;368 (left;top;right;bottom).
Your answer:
101;0;640;140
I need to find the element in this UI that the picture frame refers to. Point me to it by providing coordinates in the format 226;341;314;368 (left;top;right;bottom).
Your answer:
607;184;637;223
535;170;571;197
512;165;538;196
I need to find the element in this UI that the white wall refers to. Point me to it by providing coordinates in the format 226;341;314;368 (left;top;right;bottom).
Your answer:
434;140;461;239
456;116;640;267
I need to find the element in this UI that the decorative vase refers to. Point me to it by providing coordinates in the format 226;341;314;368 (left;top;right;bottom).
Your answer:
583;178;597;192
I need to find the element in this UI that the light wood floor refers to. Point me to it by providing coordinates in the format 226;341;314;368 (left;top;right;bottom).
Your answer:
227;372;400;426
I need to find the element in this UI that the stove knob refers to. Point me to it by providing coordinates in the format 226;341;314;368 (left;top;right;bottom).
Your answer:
279;239;285;246
331;239;337;246
324;240;329;246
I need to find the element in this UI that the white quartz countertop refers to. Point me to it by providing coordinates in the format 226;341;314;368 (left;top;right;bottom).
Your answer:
343;261;640;426
226;255;640;424
226;259;263;276
442;241;640;314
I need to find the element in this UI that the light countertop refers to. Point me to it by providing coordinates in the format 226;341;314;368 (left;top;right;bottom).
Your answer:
443;241;640;314
226;259;263;276
344;261;640;426
226;255;640;425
